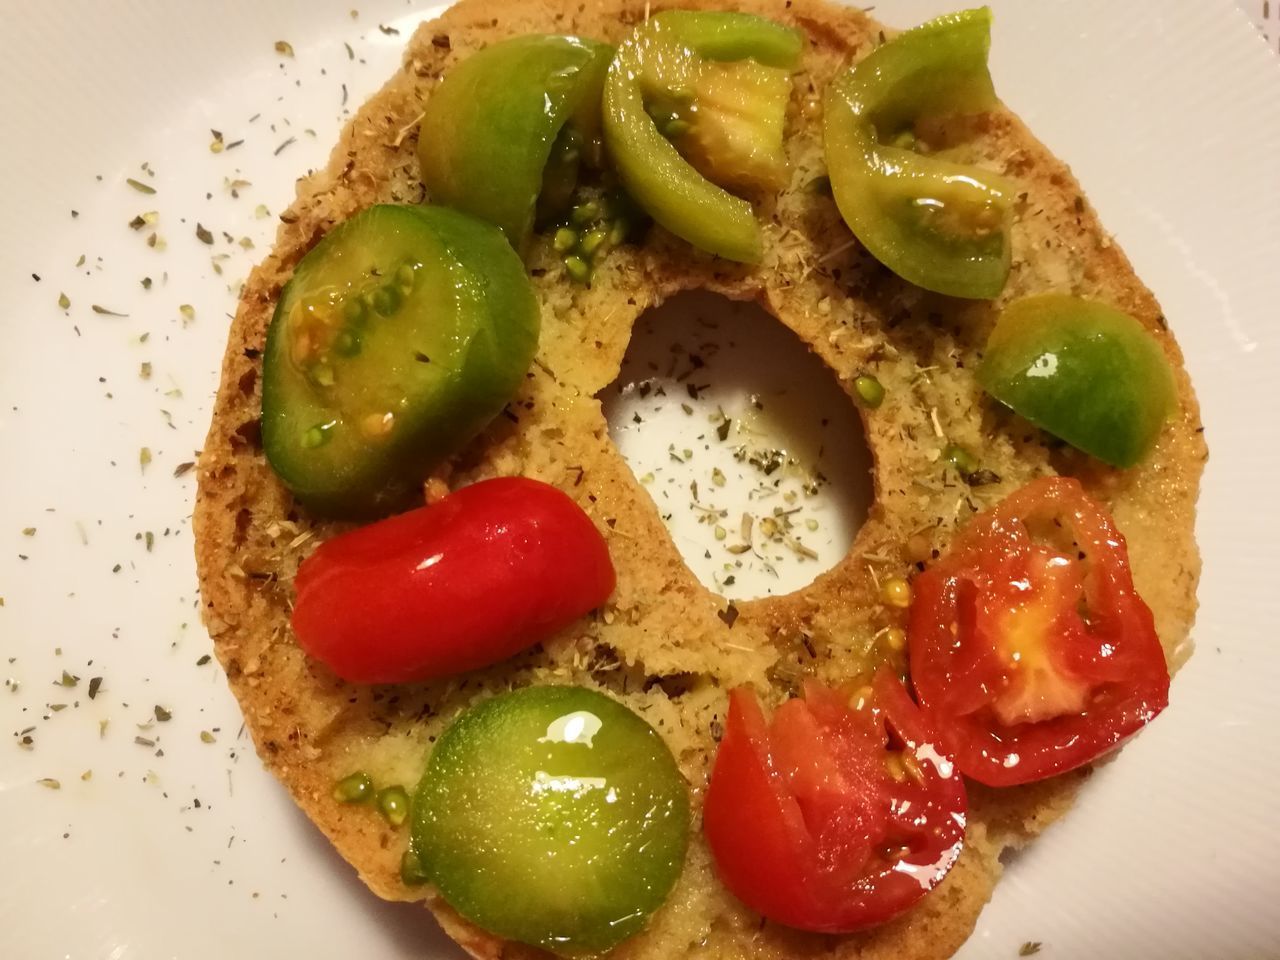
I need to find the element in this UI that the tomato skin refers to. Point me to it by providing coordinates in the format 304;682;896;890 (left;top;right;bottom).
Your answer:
978;295;1176;468
291;477;615;684
412;686;689;954
703;672;967;933
908;476;1169;787
823;9;1013;299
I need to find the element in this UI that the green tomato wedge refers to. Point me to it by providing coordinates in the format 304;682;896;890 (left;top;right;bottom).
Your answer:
824;8;1014;298
261;204;538;518
418;35;613;252
978;294;1176;468
412;686;690;955
603;12;802;263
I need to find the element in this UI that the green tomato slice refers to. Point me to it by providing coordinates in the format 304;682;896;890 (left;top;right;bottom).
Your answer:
418;35;613;252
977;294;1176;468
412;686;690;956
603;12;802;263
823;8;1014;299
261;204;538;518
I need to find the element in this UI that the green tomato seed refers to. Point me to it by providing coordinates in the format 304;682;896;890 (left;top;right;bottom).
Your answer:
553;227;578;253
310;363;336;388
302;420;337;449
343;296;367;324
571;200;600;226
333;330;361;357
564;255;592;284
378;785;411;826
396;263;416;292
890;130;917;150
580;227;609;258
664;118;691;139
609;218;630;246
854;374;885;408
333;771;374;803
371;284;402;316
943;443;979;477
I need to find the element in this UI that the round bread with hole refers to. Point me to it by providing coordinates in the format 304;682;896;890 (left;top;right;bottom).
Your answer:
193;0;1205;956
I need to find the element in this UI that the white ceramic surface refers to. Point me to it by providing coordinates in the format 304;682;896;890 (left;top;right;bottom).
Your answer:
1;2;1278;958
1239;0;1280;51
601;291;876;602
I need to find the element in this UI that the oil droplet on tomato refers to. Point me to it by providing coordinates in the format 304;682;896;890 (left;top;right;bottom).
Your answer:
539;709;604;747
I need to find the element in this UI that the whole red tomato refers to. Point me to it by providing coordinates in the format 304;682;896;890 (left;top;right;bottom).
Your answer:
291;476;615;684
703;671;967;933
908;476;1169;787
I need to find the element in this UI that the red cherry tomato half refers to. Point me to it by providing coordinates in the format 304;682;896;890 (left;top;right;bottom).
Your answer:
703;671;967;933
291;476;615;684
908;476;1169;787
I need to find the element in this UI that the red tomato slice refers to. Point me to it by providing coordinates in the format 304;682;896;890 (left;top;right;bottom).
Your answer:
703;671;967;933
908;476;1169;787
291;476;615;684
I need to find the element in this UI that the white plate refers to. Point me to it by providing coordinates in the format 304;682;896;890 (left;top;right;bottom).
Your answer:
2;2;1278;958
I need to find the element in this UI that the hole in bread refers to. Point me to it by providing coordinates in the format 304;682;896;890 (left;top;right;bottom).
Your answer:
643;671;701;701
233;507;253;547
601;290;872;601
231;419;262;450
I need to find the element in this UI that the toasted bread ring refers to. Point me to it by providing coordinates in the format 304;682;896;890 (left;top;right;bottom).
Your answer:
194;1;1204;956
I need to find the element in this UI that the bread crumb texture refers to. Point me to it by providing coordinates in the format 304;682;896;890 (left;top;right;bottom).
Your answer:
193;0;1205;957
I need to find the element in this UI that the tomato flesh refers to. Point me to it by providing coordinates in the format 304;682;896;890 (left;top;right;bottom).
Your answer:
291;477;615;684
703;672;967;933
908;476;1169;786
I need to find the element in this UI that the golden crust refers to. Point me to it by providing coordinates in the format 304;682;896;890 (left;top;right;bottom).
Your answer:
193;0;1205;956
